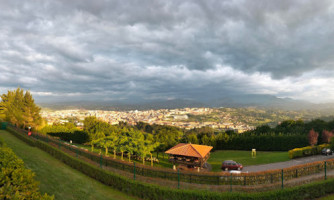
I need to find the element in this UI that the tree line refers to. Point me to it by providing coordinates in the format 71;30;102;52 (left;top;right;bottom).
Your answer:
41;119;321;153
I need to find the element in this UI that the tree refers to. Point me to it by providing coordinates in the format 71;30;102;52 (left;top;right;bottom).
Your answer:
0;88;42;129
137;133;159;165
117;132;128;161
154;127;183;151
22;91;42;129
94;137;112;156
106;132;119;159
308;129;318;146
186;134;199;144
322;130;333;143
124;130;140;162
201;135;210;145
90;131;105;151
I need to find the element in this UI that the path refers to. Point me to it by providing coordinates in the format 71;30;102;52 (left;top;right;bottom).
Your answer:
243;154;334;172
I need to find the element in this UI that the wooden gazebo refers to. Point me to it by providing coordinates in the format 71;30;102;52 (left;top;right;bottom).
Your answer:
165;143;213;168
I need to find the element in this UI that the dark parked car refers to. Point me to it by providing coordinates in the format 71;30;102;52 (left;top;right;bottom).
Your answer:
221;160;243;171
322;148;333;156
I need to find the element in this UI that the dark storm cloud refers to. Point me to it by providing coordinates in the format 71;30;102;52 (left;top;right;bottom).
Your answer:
1;0;334;102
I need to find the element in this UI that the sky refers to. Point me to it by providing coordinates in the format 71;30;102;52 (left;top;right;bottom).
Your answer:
1;0;334;103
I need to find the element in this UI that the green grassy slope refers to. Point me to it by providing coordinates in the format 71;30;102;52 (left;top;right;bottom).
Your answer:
0;130;138;200
208;150;289;171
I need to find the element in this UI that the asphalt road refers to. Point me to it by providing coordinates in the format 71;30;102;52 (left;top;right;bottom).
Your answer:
243;154;334;172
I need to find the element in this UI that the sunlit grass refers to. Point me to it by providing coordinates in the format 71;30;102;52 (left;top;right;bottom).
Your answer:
208;150;289;172
0;130;138;200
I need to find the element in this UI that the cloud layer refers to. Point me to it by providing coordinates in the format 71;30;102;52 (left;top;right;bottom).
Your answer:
1;0;334;103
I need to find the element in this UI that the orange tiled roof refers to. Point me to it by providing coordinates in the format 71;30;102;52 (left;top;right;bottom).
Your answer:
165;143;213;158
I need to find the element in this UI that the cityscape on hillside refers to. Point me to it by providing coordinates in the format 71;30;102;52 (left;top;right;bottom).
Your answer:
41;106;332;133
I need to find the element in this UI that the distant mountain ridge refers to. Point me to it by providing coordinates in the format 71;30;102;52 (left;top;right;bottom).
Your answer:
209;94;314;110
38;94;333;111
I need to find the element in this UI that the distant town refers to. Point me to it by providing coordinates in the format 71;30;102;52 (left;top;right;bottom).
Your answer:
41;107;255;133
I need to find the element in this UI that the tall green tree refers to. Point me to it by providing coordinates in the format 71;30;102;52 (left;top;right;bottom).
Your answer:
0;88;42;129
137;133;159;165
117;132;128;161
22;91;42;129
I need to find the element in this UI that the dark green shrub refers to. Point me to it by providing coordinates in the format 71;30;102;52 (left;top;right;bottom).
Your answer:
216;135;308;151
47;131;89;144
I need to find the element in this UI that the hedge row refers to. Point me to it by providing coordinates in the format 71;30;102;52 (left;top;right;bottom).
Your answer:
7;126;334;199
47;131;89;144
289;144;330;159
0;141;53;200
216;135;309;151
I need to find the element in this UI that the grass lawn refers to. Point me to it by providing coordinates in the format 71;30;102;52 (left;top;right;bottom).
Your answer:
0;130;138;200
208;150;290;172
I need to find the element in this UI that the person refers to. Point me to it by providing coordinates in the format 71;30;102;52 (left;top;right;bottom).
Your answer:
28;126;32;136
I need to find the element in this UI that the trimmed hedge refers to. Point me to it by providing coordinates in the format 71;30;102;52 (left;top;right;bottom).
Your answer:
289;144;330;159
47;131;89;144
216;135;309;151
7;126;334;200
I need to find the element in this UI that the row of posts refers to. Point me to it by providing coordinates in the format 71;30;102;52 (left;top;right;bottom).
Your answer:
133;162;329;191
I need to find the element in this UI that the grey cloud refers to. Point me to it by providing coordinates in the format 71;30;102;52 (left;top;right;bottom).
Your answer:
1;0;334;102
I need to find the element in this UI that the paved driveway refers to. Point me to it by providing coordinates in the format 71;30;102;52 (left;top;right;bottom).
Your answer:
243;154;334;172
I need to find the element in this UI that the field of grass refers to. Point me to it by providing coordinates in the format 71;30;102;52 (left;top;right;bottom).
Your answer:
0;130;138;200
208;150;290;172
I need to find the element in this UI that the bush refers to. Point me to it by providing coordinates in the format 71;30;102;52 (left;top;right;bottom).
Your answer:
0;144;53;199
289;144;330;159
289;148;303;159
331;137;334;151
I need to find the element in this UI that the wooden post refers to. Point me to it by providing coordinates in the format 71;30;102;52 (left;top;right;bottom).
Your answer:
325;161;327;180
230;174;232;192
281;169;284;189
178;169;180;189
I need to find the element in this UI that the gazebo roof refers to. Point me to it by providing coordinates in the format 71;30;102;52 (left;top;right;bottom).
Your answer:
165;143;213;158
